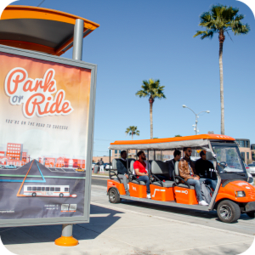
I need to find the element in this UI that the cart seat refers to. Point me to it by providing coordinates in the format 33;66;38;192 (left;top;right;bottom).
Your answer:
175;183;195;189
131;179;146;185
151;160;170;183
112;158;118;170
130;160;135;175
152;181;175;187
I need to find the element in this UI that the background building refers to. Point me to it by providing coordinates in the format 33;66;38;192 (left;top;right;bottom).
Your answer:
6;143;23;160
235;138;252;164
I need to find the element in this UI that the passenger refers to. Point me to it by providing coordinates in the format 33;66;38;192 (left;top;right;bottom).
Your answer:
133;150;151;199
167;149;181;180
179;147;208;206
117;150;130;196
195;150;217;191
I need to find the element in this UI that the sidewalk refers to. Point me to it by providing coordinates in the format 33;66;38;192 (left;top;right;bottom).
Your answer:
1;185;254;255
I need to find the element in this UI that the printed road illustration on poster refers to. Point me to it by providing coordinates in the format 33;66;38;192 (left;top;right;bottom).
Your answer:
0;51;91;220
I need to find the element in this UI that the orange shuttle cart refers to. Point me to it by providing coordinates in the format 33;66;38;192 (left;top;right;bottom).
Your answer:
107;134;255;223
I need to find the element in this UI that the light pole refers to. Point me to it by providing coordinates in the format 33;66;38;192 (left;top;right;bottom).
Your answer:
182;105;210;135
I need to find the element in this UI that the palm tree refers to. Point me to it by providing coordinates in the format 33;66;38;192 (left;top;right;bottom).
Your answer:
136;79;166;139
194;5;249;135
125;126;140;140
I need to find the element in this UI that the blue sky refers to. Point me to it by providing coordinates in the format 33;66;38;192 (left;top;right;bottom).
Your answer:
13;0;255;156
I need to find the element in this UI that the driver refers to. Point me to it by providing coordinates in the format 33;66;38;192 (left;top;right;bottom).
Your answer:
117;150;130;196
195;150;217;191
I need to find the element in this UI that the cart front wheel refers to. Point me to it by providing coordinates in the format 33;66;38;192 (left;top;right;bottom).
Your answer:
32;192;36;197
109;188;120;203
217;200;241;223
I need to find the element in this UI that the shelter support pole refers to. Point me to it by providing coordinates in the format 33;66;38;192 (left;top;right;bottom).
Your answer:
55;19;84;247
72;19;84;60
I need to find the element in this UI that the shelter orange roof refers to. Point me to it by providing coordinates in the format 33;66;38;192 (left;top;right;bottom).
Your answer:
0;5;100;56
110;134;235;146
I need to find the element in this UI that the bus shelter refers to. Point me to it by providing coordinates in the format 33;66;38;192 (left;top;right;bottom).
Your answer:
0;5;99;246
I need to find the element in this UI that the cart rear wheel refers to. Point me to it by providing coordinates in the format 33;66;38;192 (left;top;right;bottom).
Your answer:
32;192;36;197
217;200;241;223
246;211;255;218
109;188;120;203
59;193;64;198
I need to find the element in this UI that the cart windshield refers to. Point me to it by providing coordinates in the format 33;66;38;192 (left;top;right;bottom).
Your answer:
212;144;245;173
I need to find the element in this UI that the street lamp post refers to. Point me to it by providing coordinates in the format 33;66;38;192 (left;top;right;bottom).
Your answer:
182;105;210;135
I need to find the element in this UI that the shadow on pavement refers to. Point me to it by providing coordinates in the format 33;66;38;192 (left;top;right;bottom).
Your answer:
121;199;218;219
0;204;123;245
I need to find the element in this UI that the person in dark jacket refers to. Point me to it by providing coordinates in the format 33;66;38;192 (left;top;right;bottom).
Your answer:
117;150;130;195
195;150;217;190
167;149;181;180
99;158;104;165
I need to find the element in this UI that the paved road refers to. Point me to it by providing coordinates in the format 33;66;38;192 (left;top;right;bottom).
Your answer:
92;176;107;186
91;176;255;236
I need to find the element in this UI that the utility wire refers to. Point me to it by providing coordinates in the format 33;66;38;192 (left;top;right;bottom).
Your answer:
37;0;45;7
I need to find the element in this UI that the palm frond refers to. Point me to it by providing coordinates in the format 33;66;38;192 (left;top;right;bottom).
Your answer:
136;79;166;100
194;4;250;40
194;30;214;39
125;126;140;137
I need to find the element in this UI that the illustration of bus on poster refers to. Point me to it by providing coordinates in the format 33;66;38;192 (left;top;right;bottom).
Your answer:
0;47;96;223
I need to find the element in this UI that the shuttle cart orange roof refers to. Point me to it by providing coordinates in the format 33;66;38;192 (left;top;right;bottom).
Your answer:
0;5;100;56
109;134;235;150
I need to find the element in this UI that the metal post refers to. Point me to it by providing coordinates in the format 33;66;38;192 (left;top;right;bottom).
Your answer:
62;224;73;237
72;19;84;61
55;19;84;247
195;115;198;135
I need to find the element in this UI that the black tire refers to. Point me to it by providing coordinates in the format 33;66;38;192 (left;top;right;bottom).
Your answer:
32;192;36;197
108;188;120;203
246;211;255;218
217;200;241;223
59;193;64;198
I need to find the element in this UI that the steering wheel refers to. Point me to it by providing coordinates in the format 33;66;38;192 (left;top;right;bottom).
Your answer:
219;161;226;167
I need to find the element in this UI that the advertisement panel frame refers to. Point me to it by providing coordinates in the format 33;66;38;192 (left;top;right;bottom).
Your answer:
0;44;97;227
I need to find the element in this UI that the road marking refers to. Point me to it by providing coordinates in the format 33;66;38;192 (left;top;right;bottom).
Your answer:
0;175;85;179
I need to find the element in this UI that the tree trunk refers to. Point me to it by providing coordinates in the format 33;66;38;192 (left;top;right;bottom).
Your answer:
149;96;154;139
219;31;225;135
150;102;153;139
132;133;133;140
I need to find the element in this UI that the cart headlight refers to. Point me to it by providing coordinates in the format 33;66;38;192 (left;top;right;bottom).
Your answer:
235;191;246;197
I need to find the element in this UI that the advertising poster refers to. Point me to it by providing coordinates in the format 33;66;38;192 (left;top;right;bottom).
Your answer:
0;51;92;221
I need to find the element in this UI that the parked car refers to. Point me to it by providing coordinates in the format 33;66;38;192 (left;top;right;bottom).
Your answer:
5;165;16;169
104;163;112;171
247;164;255;176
